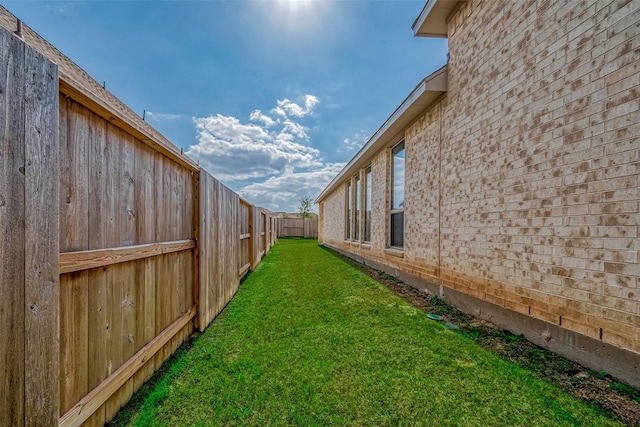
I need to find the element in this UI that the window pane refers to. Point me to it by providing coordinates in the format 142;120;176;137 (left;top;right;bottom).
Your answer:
365;167;372;242
346;183;351;239
355;176;360;241
392;142;405;210
390;212;404;247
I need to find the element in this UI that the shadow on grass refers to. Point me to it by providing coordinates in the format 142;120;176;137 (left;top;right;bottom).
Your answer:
318;243;640;426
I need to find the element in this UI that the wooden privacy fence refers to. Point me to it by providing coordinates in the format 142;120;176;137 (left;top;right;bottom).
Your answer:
278;217;319;238
0;19;278;427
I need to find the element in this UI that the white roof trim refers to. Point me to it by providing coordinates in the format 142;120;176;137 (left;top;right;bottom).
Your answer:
412;0;461;38
316;65;447;204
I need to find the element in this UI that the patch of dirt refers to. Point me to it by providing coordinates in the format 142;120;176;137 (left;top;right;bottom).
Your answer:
326;248;640;426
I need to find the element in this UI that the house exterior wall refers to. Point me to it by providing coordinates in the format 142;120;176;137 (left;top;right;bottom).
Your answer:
404;104;442;281
319;0;640;361
442;0;639;352
320;185;346;244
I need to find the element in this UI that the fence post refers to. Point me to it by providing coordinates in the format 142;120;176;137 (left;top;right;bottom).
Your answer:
248;203;254;270
0;27;60;426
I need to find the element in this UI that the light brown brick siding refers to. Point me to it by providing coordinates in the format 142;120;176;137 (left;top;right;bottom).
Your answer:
320;0;640;354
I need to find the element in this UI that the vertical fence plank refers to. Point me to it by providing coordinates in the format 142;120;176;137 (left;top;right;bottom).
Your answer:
251;206;259;269
86;111;109;426
197;172;208;330
172;162;183;333
0;28;26;427
117;132;137;413
232;192;240;296
59;100;89;252
59;98;90;416
184;170;195;337
205;172;213;327
59;272;88;415
23;35;59;426
104;125;125;421
214;179;222;316
248;203;254;270
151;151;165;368
161;157;174;359
142;257;156;380
133;142;156;388
213;179;222;318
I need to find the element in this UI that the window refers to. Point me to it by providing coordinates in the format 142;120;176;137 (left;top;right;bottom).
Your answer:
345;182;352;240
354;175;361;241
390;141;404;247
364;167;372;242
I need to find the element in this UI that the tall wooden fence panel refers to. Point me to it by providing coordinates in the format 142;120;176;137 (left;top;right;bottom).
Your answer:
57;95;197;427
0;26;60;427
278;218;318;238
0;10;281;427
198;171;240;331
238;199;252;278
271;217;279;247
251;206;263;270
261;211;267;255
268;217;273;249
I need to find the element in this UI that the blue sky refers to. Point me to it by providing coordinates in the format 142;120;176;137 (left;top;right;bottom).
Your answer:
5;0;447;212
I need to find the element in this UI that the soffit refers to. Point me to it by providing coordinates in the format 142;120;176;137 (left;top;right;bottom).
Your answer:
412;0;462;38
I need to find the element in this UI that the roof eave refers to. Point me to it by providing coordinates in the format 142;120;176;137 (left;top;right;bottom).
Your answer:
316;65;447;204
412;0;462;38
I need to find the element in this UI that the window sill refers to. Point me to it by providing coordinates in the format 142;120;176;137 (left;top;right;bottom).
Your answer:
384;247;404;258
344;240;372;249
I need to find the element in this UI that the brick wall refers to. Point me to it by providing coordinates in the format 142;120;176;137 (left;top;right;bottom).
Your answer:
404;105;441;282
321;185;346;244
320;0;639;355
442;0;639;352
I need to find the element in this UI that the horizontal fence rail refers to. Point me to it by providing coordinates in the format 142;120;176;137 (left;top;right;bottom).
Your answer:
58;305;197;427
0;16;280;427
59;240;196;274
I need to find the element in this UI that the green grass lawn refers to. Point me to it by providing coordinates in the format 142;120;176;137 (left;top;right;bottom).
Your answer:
114;239;622;426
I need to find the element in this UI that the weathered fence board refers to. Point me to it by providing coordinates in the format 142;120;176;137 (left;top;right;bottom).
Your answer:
24;37;60;427
0;26;60;427
0;28;27;427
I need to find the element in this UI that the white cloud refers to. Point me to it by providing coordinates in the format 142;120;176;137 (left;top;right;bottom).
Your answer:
282;119;309;139
272;94;319;118
249;109;276;127
187;94;344;212
238;163;345;212
146;111;181;121
339;131;369;153
188;113;321;181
